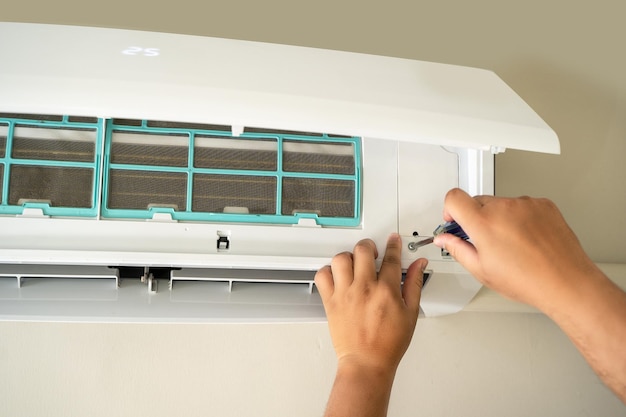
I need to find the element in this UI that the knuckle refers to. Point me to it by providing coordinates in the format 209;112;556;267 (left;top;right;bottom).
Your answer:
383;236;401;263
539;197;558;211
386;236;402;251
444;245;454;259
518;196;560;215
353;239;376;257
379;281;397;296
500;197;519;209
382;251;401;266
332;251;353;266
445;187;463;202
444;240;458;259
314;265;331;282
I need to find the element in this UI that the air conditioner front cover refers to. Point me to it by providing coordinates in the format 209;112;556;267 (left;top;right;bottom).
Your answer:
0;23;559;322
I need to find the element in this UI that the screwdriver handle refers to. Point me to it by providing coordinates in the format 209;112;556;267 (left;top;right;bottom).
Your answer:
432;221;469;240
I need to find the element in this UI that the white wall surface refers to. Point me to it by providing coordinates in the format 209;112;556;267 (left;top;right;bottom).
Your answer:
1;311;624;417
2;0;626;415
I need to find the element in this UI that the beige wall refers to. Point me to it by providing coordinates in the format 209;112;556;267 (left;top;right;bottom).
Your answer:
1;313;625;417
1;1;626;416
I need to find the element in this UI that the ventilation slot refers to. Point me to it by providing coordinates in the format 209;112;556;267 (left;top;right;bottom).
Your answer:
0;265;325;322
0;265;123;320
0;264;119;298
0;114;102;217
245;126;351;138
147;120;231;132
170;268;319;305
112;118;232;132
0;113;64;122
67;116;99;124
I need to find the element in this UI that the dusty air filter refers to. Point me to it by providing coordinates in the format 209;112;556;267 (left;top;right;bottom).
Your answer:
0;114;101;216
102;119;361;226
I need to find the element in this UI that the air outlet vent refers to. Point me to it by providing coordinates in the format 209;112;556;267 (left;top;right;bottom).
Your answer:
0;265;325;322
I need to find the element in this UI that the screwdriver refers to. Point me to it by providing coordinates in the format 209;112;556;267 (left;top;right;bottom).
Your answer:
407;221;469;251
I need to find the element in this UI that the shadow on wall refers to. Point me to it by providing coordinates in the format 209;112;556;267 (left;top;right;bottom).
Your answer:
495;60;626;263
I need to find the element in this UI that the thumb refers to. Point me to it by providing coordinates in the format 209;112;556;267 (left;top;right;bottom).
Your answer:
434;234;479;275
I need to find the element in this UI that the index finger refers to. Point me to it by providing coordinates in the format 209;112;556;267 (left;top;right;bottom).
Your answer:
377;233;403;287
352;238;378;284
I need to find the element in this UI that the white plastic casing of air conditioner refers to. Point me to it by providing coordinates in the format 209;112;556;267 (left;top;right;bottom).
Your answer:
0;22;559;322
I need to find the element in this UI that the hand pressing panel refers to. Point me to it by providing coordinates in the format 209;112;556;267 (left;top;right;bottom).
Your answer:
315;234;428;372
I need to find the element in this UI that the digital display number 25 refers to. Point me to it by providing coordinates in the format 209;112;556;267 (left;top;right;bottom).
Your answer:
122;46;160;57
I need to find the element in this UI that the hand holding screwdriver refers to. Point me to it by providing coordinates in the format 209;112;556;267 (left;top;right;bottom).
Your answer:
408;220;469;251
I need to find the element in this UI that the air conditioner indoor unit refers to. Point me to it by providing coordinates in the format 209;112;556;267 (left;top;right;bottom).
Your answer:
0;22;559;322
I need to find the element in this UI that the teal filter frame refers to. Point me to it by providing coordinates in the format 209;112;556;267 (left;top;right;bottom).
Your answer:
101;120;362;226
0;114;103;217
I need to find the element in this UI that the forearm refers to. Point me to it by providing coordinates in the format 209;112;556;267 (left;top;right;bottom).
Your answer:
543;266;626;403
324;360;397;417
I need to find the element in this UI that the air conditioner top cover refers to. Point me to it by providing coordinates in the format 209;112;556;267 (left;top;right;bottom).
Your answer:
0;22;558;323
0;22;558;154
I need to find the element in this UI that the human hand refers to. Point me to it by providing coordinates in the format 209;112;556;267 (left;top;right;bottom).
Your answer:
433;188;599;312
315;234;428;373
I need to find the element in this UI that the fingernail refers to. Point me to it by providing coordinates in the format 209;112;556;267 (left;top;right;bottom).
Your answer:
388;233;400;242
433;235;444;247
420;259;428;271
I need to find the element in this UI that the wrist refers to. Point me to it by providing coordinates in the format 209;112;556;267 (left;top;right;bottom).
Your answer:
541;264;614;323
336;354;398;385
524;251;598;314
324;355;399;417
